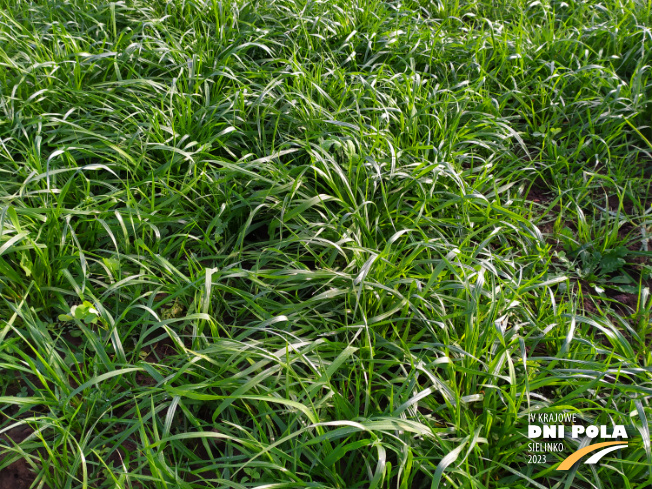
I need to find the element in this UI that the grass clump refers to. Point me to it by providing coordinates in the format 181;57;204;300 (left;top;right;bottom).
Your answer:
0;0;652;487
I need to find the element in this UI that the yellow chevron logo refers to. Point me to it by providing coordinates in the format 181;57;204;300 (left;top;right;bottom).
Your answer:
557;441;628;470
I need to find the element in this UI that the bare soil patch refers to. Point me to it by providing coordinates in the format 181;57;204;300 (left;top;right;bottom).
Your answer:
0;426;37;489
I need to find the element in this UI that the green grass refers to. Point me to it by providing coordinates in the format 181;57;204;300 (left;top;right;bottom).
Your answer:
0;0;651;487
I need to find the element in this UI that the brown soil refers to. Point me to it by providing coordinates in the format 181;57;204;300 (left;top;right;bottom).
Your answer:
135;371;157;387
607;194;636;215
139;336;180;363
607;291;639;315
62;330;83;348
0;458;35;489
105;437;138;468
135;335;186;386
526;186;550;204
0;426;37;489
582;294;599;314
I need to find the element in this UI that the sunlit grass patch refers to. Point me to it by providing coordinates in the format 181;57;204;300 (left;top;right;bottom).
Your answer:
0;0;651;487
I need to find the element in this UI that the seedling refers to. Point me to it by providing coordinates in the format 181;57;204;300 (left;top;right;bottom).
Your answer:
58;300;101;326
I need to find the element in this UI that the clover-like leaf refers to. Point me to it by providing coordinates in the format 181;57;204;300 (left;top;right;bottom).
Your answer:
60;301;100;325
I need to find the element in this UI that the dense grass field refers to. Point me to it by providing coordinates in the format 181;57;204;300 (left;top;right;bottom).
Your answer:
1;0;652;487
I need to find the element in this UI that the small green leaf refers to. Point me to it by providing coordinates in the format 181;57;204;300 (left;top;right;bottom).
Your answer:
72;305;85;320
19;252;32;277
611;285;639;295
102;257;120;274
344;139;356;158
600;246;628;274
610;275;633;284
62;301;100;325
